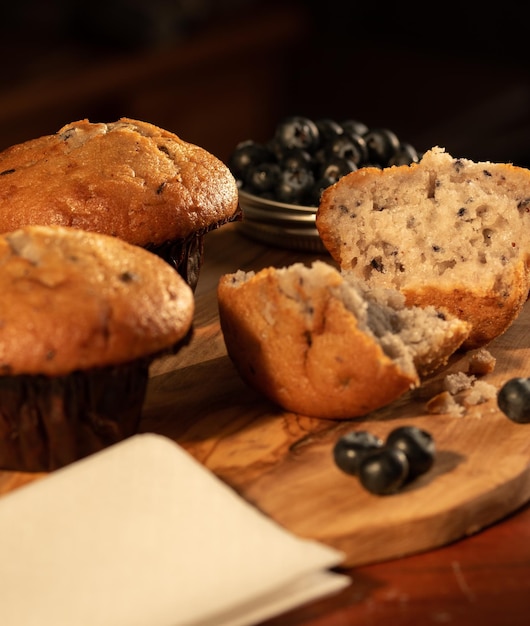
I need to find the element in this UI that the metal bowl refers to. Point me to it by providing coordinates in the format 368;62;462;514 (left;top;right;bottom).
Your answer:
237;189;327;253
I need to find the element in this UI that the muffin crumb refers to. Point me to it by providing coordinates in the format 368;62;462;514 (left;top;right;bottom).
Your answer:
426;390;466;417
444;371;475;395
426;370;497;417
467;347;496;375
463;379;498;406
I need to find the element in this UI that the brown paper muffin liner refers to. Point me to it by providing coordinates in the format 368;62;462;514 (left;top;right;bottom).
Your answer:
0;359;153;472
146;208;243;291
146;232;203;291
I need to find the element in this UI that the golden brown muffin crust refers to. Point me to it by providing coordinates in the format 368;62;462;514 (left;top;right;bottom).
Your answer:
218;262;469;419
0;118;239;245
0;225;194;376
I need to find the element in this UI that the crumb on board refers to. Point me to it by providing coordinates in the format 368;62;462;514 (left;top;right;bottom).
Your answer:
464;379;498;406
444;371;475;394
467;347;497;375
426;390;466;417
426;348;497;417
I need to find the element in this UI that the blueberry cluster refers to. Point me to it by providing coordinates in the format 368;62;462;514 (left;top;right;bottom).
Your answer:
333;425;435;495
497;378;530;423
228;115;421;207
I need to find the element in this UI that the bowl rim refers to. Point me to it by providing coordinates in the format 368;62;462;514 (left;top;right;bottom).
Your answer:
238;188;317;214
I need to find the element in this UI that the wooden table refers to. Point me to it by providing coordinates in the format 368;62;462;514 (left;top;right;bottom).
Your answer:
3;220;527;625
193;223;530;626
260;502;530;625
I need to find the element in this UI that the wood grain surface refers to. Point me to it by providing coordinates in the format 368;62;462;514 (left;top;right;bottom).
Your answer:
2;223;530;570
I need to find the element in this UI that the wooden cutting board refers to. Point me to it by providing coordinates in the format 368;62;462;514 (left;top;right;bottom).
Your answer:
2;224;530;568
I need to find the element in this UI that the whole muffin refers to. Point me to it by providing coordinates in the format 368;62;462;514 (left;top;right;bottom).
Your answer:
0;117;240;290
0;225;194;471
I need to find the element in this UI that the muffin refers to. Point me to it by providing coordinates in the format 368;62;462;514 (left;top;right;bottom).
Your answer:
218;261;470;419
316;146;530;348
0;117;241;290
0;224;194;472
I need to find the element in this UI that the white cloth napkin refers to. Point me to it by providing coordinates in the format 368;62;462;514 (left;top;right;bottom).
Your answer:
0;433;350;626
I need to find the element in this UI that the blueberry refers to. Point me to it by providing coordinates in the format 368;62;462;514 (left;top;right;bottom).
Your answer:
274;116;319;153
497;378;530;423
387;142;420;167
246;162;281;195
228;116;421;207
265;137;284;162
307;158;357;206
363;128;401;166
315;118;343;146
358;447;409;495
228;140;274;180
385;425;435;480
312;146;328;169
340;119;369;137
342;132;369;164
275;167;314;204
333;430;383;476
280;147;312;172
326;134;365;165
306;175;336;207
319;156;358;182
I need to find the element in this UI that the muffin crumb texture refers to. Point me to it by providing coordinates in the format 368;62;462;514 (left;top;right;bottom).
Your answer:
316;146;530;348
426;348;498;417
218;260;470;419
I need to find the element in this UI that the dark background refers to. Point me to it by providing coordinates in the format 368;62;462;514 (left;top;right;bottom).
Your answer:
1;0;528;167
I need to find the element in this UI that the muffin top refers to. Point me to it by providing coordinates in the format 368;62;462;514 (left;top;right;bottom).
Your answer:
0;117;240;246
0;225;195;376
